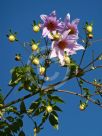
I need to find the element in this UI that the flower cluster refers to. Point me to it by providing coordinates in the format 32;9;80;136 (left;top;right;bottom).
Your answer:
40;11;84;65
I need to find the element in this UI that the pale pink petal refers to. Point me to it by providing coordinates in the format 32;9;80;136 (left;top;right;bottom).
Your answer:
42;27;49;37
72;19;80;25
73;43;85;51
50;11;56;17
65;13;70;22
48;33;53;39
58;50;64;65
40;15;47;22
50;48;57;58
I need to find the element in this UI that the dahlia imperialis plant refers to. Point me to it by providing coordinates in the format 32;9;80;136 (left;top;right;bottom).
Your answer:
0;11;102;136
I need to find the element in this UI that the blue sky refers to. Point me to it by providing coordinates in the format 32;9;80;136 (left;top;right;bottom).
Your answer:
0;0;102;136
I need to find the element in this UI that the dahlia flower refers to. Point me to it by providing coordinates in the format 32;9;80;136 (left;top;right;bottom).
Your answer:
40;11;63;38
50;31;84;65
63;13;80;35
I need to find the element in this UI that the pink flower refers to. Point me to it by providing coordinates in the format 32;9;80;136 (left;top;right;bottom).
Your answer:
40;11;63;38
63;13;80;35
50;31;84;65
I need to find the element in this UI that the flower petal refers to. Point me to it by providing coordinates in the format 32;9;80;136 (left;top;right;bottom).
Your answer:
65;13;70;23
40;15;47;22
42;27;49;37
50;11;56;17
58;50;64;65
72;19;80;25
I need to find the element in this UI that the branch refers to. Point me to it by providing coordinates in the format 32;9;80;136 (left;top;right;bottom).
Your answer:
83;65;102;74
57;89;102;108
83;52;102;70
2;77;74;109
3;86;15;102
80;77;102;87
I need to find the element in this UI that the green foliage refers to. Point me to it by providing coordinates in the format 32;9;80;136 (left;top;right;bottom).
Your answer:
49;112;59;129
48;95;64;103
9;65;37;92
18;130;25;136
0;93;4;104
20;101;26;114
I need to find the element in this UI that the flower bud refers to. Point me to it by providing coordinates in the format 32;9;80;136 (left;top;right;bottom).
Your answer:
45;76;50;81
39;66;45;75
32;57;40;65
46;105;53;113
0;104;3;108
8;34;16;42
88;33;93;39
15;54;21;61
33;25;40;32
64;55;70;65
79;103;86;111
53;33;61;40
86;25;93;33
31;44;38;51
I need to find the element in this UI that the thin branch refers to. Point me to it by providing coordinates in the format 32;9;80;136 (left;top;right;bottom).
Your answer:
84;65;102;73
80;77;102;87
79;34;89;66
83;52;102;70
2;77;74;109
2;91;38;109
3;86;15;102
76;77;83;95
57;89;102;108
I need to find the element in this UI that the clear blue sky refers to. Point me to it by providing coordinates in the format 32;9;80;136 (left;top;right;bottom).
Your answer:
0;0;102;136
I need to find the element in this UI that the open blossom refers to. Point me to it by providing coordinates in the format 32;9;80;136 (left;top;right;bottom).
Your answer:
40;11;63;38
63;13;80;35
50;31;84;65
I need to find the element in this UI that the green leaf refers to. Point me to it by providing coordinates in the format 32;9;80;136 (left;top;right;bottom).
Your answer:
0;93;4;104
48;95;64;103
6;116;14;122
20;101;26;114
34;106;45;116
30;101;40;110
51;111;58;117
19;131;25;136
53;105;62;112
41;112;49;125
16;118;23;128
49;113;59;129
